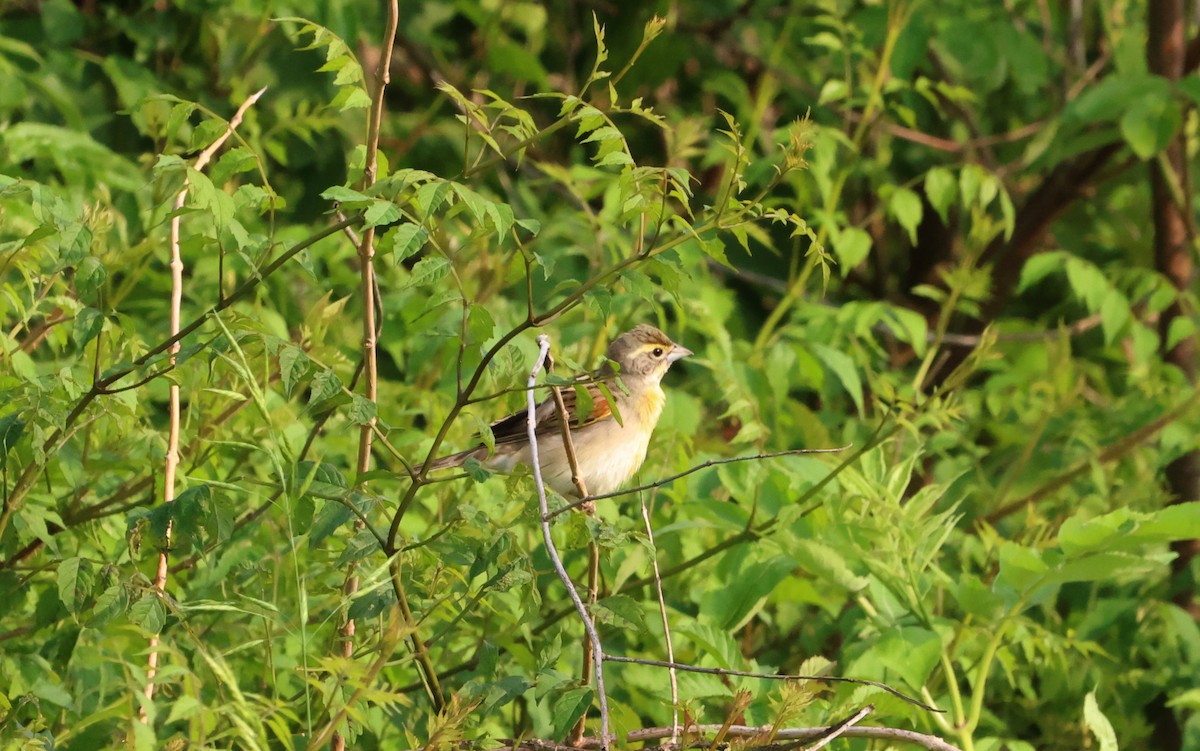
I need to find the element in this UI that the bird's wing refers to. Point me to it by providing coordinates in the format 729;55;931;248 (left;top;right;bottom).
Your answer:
489;380;616;445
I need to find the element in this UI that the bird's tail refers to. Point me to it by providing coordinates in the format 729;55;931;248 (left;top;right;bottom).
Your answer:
427;446;485;472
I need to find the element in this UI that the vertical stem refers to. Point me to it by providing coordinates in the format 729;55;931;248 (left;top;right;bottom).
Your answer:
548;384;601;747
141;86;266;723
334;3;400;748
1148;0;1200;618
640;497;679;742
530;337;610;749
1147;5;1196;746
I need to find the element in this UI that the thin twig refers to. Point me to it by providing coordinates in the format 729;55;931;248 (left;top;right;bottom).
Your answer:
797;705;872;751
527;335;610;748
640;496;679;743
97;364;175;394
142;84;267;721
602;655;941;712
618;722;962;751
545;447;849;520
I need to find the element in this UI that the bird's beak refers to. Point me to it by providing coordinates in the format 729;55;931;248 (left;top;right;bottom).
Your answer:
667;344;693;363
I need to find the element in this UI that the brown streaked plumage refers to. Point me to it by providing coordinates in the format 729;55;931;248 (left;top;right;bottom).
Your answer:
430;324;692;497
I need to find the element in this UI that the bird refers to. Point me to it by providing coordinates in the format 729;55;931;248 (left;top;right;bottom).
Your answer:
429;324;692;498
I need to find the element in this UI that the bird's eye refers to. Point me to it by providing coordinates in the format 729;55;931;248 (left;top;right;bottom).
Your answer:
652;347;664;357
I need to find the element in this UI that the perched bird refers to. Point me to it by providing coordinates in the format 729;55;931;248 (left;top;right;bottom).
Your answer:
430;324;692;497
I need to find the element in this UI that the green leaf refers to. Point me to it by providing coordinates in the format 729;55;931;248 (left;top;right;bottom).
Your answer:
130;593;166;633
309;498;354;550
952;575;1005;620
57;556;95;613
959;164;988;208
308;368;343;405
703;555;794;630
386;223;429;263
279;346;309;397
0;412;26;467
72;307;103;350
792;539;868;592
468;304;496;346
463;457;491;483
347;394;377;425
925;166;957;223
320;185;371;204
831;226;871;273
1066;72;1165;127
1065;257;1108;310
572;383;594;428
593;594;648;633
75;256;106;295
1139;501;1200;540
405;255;451;289
1167;316;1196;351
1119;93;1181;159
810;343;864;415
887;187;923;244
550;686;593;739
363;199;402;228
1099;292;1132;344
1083;691;1119;751
996;541;1049;592
186;167;235;228
875;626;942;688
1018;250;1068;292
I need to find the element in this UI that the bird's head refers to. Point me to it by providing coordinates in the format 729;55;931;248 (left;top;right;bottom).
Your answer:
606;324;692;383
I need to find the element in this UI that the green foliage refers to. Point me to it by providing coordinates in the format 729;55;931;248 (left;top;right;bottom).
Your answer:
1;2;1198;751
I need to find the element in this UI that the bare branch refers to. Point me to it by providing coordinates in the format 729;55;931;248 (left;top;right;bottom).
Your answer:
640;496;679;743
602;655;941;712
142;84;267;721
527;334;611;749
452;721;962;751
797;705;873;751
545;447;850;520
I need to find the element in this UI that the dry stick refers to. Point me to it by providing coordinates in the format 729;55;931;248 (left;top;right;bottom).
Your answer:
546;383;600;747
799;705;873;751
619;722;963;751
141;85;266;722
602;655;940;712
333;4;400;748
526;335;610;749
639;496;680;744
545;447;849;521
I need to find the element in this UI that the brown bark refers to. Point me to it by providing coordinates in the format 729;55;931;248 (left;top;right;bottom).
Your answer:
1146;4;1196;750
1148;0;1199;617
